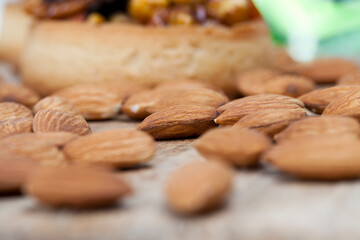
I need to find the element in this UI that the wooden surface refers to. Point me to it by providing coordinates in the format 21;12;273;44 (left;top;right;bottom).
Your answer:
1;64;360;240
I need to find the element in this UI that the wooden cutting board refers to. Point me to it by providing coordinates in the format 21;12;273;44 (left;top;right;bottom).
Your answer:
1;63;360;240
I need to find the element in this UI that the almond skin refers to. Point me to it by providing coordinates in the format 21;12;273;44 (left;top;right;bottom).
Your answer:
295;58;358;83
234;108;307;137
337;72;360;85
123;88;228;120
24;165;132;208
63;129;156;168
0;117;33;138
195;127;271;167
155;80;220;92
274;116;360;143
0;152;38;193
0;83;40;107
0;102;33;121
33;109;91;136
137;105;217;140
236;68;280;96
298;86;360;114
33;96;79;115
264;136;360;180
166;161;233;214
264;75;315;98
215;94;304;126
1;132;78;147
322;91;360;120
53;85;123;120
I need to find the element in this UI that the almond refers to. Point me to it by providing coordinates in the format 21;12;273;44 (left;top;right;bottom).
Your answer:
215;94;304;126
0;117;33;138
53;85;123;120
155;80;220;92
137;105;217;139
123;88;228;119
63;129;156;168
322;91;360;120
298;86;360;114
195;128;271;167
295;58;358;83
0;152;38;193
166;161;233;214
234;108;307;137
33;96;78;115
1;132;78;147
274;116;360;143
264;75;315;98
33;109;91;136
0;102;33;121
95;81;147;100
24;165;131;208
264;136;360;180
273;50;299;73
337;72;360;85
0;83;40;107
236;68;280;96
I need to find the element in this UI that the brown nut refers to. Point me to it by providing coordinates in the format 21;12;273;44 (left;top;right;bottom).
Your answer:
0;118;33;138
337;72;360;86
298;85;360;114
274;116;360;143
1;132;78;147
0;83;40;107
234;108;307;137
137;104;217;139
166;161;233;214
264;136;360;180
24;165;132;208
195;127;271;167
0;102;33;121
33;109;91;136
322;91;360;120
33;96;79;115
64;129;156;168
264;75;315;98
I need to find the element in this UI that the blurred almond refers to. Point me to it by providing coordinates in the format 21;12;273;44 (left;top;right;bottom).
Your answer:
264;136;360;180
323;91;360;120
264;75;315;97
298;86;360;114
0;117;33;138
0;83;40;107
137;105;217;139
275;116;360;143
215;94;304;126
195;127;271;167
33;109;91;136
33;96;78;115
1;132;78;147
234;108;307;137
155;80;221;92
64;129;156;168
53;85;123;120
25;165;131;208
337;72;360;85
166;161;233;214
295;58;358;83
0;102;33;121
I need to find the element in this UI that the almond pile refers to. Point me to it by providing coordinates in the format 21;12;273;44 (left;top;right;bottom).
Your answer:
1;55;360;215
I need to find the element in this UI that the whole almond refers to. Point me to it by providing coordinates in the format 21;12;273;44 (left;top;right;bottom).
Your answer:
322;91;360;120
264;136;360;180
195;128;271;167
53;85;123;120
236;68;280;96
337;72;360;85
0;117;33;138
64;129;156;168
166;161;233;214
1;132;78;147
264;75;315;98
298;86;360;114
0;152;38;193
295;58;358;83
33;109;91;136
234;108;307;137
123;88;228;120
215;94;304;126
0;102;33;121
0;83;40;107
275;116;360;143
137;105;217;139
25;165;131;208
33;96;78;115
